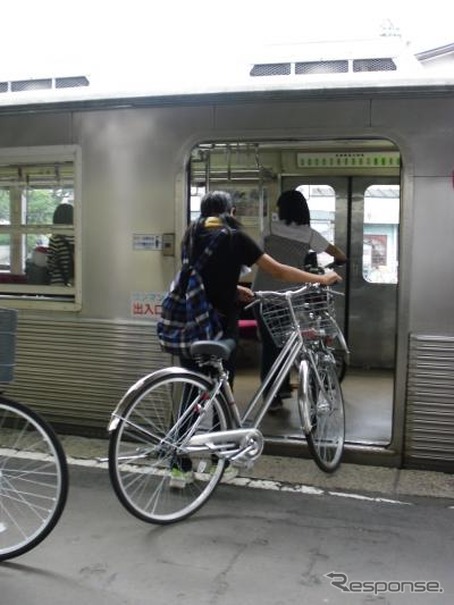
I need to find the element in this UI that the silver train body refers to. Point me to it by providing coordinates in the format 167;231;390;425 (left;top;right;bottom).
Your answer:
1;76;453;471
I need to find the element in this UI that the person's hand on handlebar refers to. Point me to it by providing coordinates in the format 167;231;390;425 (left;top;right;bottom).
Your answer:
237;284;255;303
318;271;343;286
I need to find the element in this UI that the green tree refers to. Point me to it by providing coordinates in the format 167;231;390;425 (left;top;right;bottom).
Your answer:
26;189;61;224
0;189;10;246
0;189;9;221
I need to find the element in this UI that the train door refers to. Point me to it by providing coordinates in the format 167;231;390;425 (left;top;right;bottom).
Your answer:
281;176;400;372
189;144;400;448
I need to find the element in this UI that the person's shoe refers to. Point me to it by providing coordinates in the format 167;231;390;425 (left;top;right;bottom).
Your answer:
268;397;284;414
279;387;293;399
169;468;194;489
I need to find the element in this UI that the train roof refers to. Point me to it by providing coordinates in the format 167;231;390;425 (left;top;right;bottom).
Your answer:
1;36;454;113
1;73;454;115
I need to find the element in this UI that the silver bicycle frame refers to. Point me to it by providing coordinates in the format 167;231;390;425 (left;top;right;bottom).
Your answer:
239;329;304;427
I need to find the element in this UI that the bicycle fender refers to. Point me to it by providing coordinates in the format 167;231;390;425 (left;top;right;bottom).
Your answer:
297;359;313;434
107;366;213;432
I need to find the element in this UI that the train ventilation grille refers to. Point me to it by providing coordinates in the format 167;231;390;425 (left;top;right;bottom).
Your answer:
0;76;89;94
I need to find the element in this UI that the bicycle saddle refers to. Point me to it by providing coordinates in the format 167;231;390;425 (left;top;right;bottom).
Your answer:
190;338;236;360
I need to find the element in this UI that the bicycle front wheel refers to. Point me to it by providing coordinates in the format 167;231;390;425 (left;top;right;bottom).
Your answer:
333;348;348;383
298;358;345;473
108;370;231;525
0;397;69;562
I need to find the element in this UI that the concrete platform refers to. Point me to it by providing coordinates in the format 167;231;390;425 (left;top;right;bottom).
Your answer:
59;347;453;505
60;434;454;503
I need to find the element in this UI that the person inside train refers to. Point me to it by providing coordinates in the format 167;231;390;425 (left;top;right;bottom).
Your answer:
168;190;342;487
47;202;75;286
179;190;343;379
253;189;347;413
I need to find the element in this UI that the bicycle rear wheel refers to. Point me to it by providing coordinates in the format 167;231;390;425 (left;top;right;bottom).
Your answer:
108;370;231;525
298;357;345;472
0;396;69;561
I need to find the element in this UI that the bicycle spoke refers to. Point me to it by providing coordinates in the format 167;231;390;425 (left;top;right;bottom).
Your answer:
0;398;68;561
109;371;230;524
304;360;345;472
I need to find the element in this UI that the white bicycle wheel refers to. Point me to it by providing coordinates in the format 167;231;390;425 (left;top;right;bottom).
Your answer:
0;397;69;561
109;370;231;524
298;358;345;472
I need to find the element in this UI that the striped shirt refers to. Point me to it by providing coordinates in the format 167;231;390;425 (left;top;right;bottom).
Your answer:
47;235;74;285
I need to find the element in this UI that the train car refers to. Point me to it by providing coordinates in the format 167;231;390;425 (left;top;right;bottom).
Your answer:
0;69;453;471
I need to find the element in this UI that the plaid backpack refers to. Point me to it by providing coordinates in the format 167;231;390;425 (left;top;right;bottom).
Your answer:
157;228;227;355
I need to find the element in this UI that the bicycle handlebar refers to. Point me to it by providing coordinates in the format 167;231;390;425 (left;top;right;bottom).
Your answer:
244;282;344;311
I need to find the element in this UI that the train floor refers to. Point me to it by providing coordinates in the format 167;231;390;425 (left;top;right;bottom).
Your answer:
234;340;393;447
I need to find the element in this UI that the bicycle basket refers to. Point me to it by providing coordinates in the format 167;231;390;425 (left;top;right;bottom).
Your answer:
0;308;17;383
259;287;337;347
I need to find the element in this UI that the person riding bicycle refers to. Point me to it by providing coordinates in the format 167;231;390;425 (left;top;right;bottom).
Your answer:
253;189;347;412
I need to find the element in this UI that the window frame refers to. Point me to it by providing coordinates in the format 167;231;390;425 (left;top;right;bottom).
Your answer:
0;145;81;311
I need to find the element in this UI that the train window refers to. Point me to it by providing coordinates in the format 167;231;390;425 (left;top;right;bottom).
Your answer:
363;185;399;283
0;149;79;307
296;184;336;267
190;185;205;222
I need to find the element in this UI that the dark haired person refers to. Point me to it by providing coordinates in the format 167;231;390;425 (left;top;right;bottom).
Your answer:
47;203;75;286
253;189;347;412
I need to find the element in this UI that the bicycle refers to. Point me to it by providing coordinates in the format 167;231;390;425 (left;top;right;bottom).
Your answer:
0;309;69;562
108;281;346;525
304;258;350;382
